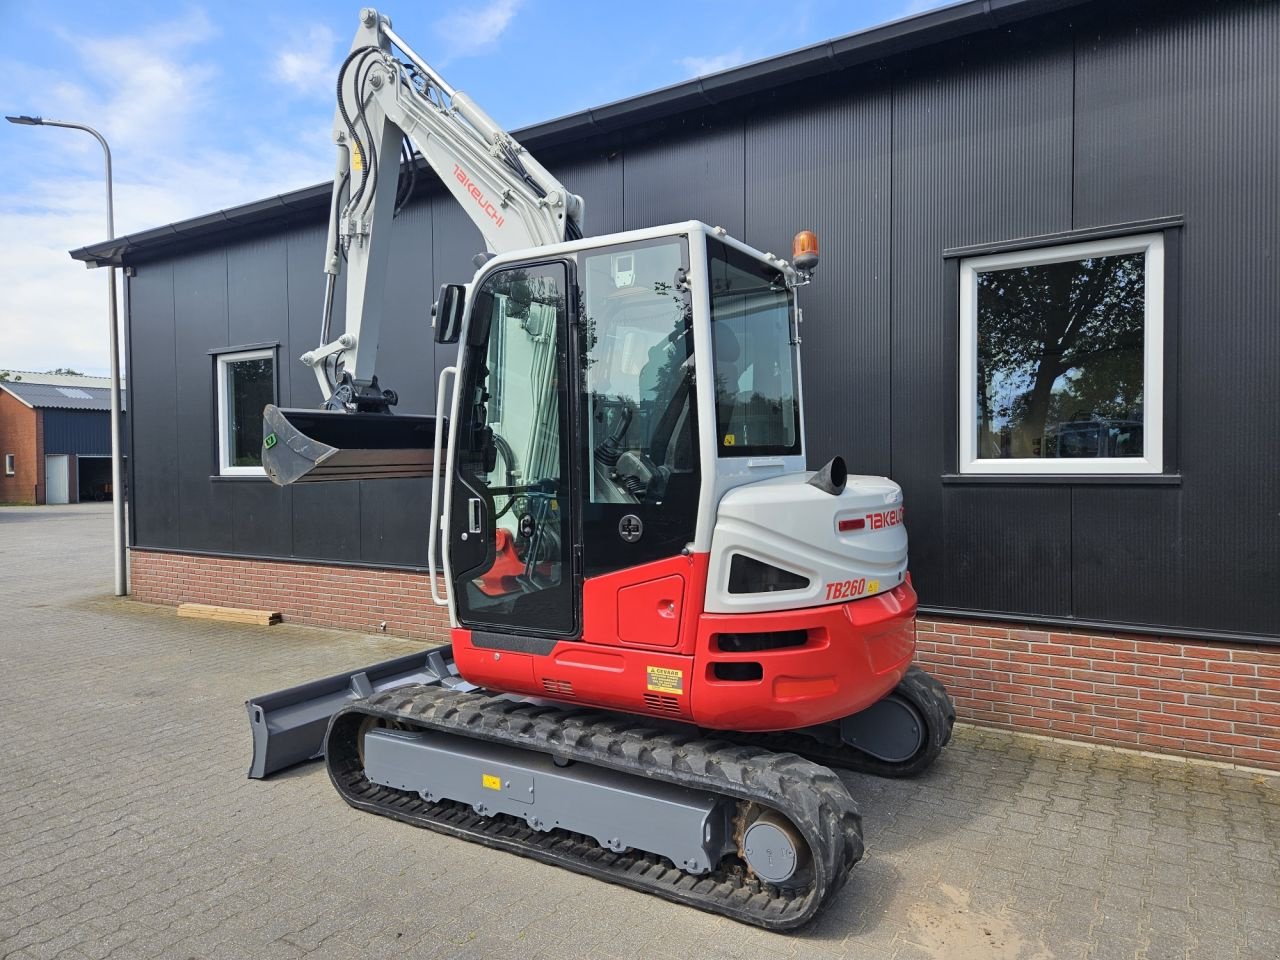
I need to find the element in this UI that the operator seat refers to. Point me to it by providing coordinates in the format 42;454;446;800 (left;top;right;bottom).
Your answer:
713;325;743;442
713;325;741;399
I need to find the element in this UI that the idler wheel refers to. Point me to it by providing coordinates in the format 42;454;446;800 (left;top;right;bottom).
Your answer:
739;807;812;886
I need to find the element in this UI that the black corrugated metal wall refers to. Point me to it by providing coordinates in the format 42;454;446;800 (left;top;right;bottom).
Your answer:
42;409;128;456
123;0;1280;640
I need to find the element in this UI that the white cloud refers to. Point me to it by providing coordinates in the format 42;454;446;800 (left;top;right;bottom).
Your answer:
434;0;522;62
0;9;334;376
273;23;339;94
679;48;749;78
47;9;220;152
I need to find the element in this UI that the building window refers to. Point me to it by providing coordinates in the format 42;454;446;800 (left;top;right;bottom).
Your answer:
959;233;1164;475
216;348;276;476
4;454;13;476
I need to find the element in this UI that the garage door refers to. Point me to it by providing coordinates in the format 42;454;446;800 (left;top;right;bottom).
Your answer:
45;454;70;504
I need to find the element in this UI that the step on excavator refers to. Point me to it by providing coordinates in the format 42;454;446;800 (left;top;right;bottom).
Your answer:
246;8;955;930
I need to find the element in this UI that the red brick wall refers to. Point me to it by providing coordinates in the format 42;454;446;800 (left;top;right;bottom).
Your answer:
131;549;450;640
0;391;39;504
129;549;1280;771
916;619;1280;770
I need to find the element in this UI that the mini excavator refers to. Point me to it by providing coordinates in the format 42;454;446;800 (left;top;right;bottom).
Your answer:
247;8;954;930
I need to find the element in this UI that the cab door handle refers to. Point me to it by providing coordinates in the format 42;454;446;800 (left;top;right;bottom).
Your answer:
468;498;483;533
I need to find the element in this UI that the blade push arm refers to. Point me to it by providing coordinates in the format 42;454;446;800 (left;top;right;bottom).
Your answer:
303;7;585;409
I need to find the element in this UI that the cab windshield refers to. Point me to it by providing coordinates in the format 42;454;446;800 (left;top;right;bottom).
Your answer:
707;237;801;457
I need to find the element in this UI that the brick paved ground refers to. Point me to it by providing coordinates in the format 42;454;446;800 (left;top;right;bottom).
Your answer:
1;504;1277;960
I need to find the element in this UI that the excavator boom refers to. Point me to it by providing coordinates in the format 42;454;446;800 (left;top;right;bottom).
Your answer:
302;7;583;409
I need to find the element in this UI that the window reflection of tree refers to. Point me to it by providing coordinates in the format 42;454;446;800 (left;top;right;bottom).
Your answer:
977;253;1145;459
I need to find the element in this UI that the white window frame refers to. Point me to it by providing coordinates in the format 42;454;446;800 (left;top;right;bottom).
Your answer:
216;348;275;477
4;454;13;476
959;233;1164;475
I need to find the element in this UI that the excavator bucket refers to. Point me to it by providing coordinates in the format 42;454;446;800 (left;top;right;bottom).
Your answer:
245;646;473;778
261;404;442;485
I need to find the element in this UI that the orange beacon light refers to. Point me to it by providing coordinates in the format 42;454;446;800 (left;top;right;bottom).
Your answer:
792;230;820;273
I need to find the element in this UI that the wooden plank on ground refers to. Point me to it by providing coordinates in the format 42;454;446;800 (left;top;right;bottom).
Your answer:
177;603;281;626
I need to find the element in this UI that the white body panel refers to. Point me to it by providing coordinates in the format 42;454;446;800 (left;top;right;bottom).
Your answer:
704;471;908;615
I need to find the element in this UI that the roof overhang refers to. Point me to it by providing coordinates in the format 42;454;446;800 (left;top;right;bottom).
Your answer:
69;0;1093;269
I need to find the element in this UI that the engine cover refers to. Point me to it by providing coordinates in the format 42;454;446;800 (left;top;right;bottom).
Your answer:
704;471;908;614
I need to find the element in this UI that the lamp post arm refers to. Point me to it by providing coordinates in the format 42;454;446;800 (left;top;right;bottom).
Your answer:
36;119;114;239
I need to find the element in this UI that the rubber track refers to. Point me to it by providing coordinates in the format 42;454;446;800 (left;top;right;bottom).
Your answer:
729;667;957;779
325;683;864;930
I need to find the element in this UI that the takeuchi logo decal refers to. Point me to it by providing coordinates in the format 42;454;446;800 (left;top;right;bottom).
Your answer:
866;507;903;530
452;164;505;228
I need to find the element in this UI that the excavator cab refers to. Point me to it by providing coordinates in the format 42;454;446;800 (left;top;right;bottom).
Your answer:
446;233;702;640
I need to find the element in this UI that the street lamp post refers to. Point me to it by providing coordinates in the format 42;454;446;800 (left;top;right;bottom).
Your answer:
6;115;128;596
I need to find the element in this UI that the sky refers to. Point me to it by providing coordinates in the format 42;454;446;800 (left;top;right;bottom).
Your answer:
0;0;948;376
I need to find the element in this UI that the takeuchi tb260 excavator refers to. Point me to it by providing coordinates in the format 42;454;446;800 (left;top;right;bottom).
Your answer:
246;8;955;930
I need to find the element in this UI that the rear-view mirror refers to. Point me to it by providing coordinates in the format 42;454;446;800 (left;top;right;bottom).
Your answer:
433;283;465;344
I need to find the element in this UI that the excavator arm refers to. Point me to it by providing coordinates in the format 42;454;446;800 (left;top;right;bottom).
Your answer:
302;7;584;410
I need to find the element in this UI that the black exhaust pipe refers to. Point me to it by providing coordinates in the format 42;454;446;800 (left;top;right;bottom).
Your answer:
807;456;847;496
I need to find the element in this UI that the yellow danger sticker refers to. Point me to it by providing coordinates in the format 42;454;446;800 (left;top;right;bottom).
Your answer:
646;666;684;694
351;146;363;172
481;773;501;791
868;580;880;593
724;434;736;446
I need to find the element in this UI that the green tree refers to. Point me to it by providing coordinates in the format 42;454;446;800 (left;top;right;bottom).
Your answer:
45;367;85;376
977;253;1145;457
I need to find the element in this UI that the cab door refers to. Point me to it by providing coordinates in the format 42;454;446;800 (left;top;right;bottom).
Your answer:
448;260;577;638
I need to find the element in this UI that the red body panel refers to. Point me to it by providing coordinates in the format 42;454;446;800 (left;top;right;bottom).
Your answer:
691;581;916;730
451;554;917;732
580;554;706;654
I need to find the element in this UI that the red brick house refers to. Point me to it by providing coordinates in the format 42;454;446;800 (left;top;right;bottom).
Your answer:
0;377;127;504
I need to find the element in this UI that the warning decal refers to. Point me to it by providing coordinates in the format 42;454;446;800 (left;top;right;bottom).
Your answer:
646;666;684;694
481;773;501;791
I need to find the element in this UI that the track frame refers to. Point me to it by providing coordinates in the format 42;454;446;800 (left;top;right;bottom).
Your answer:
326;683;864;930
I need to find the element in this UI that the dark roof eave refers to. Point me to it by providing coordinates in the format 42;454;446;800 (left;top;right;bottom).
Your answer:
69;0;1092;269
70;182;333;268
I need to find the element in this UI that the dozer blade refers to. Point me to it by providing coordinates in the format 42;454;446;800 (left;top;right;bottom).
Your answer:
261;404;442;485
245;646;473;778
